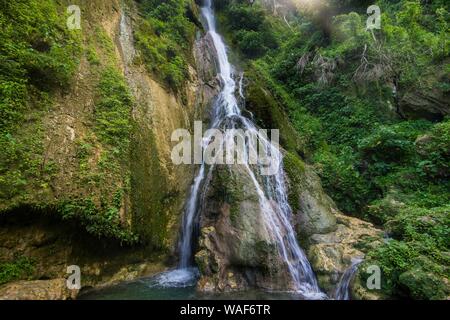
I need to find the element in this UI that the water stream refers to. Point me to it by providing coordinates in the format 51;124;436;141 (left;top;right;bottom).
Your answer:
334;259;363;300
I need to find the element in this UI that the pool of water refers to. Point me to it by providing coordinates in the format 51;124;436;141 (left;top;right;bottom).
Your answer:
78;269;310;300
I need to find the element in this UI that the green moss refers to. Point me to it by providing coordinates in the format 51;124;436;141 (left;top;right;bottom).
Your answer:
0;0;81;208
282;152;306;213
245;69;303;155
0;256;35;285
130;124;176;249
209;166;245;226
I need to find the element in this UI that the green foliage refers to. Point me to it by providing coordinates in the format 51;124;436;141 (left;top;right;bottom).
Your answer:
0;256;35;285
294;85;382;148
135;0;195;90
314;148;371;214
0;0;80;131
58;197;138;244
235;30;269;58
95;68;133;152
372;0;449;89
0;0;80;205
0;0;138;244
361;205;450;298
416;119;450;179
0;91;55;203
359;121;430;164
217;1;279;58
77;65;135;242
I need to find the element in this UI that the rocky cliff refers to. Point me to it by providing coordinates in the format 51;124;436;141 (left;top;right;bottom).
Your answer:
0;0;217;298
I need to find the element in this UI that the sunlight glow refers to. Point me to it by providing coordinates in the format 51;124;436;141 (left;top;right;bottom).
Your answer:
292;0;325;11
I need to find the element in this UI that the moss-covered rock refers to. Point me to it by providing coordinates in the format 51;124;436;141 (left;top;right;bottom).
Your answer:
196;164;293;292
399;265;450;300
245;69;304;156
283;152;337;239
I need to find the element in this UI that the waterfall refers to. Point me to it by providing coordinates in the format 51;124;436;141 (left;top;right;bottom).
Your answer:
334;259;363;300
167;0;324;298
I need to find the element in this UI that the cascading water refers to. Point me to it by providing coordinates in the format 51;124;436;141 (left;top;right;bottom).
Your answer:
162;0;324;298
334;259;363;300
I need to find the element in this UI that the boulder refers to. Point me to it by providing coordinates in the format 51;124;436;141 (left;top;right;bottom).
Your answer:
0;279;78;300
399;90;449;121
398;265;450;300
283;153;337;238
195;164;293;292
307;214;383;295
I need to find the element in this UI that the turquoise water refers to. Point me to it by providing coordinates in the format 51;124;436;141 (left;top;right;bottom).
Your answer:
78;272;307;300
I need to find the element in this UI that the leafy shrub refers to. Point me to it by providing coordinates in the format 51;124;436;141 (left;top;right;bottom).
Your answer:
217;1;278;58
135;0;195;90
58;197;138;244
358;121;432;178
416;119;450;179
227;3;266;31
0;256;35;285
314;148;372;214
235;30;269;58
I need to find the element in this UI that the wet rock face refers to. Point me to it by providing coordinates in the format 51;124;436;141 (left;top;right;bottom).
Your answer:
283;153;337;238
192;32;221;123
194;33;219;85
195;165;293;292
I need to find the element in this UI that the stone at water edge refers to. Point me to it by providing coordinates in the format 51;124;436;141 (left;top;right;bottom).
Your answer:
0;279;79;300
